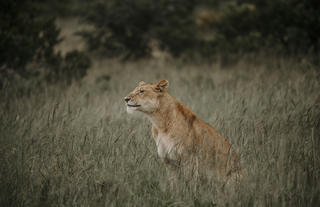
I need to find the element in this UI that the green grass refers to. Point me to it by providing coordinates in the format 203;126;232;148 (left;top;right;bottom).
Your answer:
0;57;319;206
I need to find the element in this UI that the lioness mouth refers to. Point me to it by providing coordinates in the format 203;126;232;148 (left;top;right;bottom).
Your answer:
127;104;141;107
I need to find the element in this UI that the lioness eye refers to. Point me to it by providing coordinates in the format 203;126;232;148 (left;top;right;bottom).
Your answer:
140;90;144;94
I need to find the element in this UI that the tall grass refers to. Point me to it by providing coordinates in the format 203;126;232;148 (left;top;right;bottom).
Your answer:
0;57;319;206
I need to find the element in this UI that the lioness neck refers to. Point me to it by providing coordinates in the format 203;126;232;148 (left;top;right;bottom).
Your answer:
147;93;179;132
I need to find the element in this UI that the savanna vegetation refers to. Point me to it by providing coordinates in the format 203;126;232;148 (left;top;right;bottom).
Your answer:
0;0;319;206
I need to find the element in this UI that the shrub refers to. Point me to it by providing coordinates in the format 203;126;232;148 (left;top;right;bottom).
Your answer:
0;1;61;76
79;0;198;59
79;0;320;59
61;50;92;84
211;0;320;55
0;1;92;88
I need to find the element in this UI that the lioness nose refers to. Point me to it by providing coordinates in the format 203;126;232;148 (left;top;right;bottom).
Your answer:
124;97;130;103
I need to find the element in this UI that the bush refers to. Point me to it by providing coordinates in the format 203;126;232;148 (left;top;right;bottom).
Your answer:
42;50;91;85
0;1;61;76
0;1;92;88
79;0;198;59
211;0;320;55
61;50;91;84
78;0;320;59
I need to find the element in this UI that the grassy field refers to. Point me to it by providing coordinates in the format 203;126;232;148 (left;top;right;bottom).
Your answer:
1;55;319;206
0;17;319;207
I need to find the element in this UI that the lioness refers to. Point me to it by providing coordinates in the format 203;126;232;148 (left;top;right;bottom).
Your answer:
124;80;241;185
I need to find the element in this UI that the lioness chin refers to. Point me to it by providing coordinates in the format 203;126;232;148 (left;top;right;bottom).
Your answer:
124;80;241;187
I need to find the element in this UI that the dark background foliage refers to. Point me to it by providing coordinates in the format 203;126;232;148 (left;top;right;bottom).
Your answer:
0;0;91;86
79;0;320;59
214;0;320;55
0;0;61;76
1;0;319;84
79;0;198;59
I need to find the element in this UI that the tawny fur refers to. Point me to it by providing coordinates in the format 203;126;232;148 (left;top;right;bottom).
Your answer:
125;80;241;185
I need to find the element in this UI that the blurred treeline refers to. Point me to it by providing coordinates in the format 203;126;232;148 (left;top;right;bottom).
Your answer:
1;0;319;86
79;0;320;59
0;0;91;86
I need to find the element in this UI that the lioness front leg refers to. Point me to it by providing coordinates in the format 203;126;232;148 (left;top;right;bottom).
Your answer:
164;159;180;191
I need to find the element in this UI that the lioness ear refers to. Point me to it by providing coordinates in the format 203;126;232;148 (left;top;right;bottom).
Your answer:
156;80;169;92
139;81;146;86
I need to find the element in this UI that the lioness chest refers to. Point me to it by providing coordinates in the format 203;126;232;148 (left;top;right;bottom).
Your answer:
154;131;181;163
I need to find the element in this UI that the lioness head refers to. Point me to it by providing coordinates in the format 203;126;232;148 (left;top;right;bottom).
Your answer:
124;80;169;114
